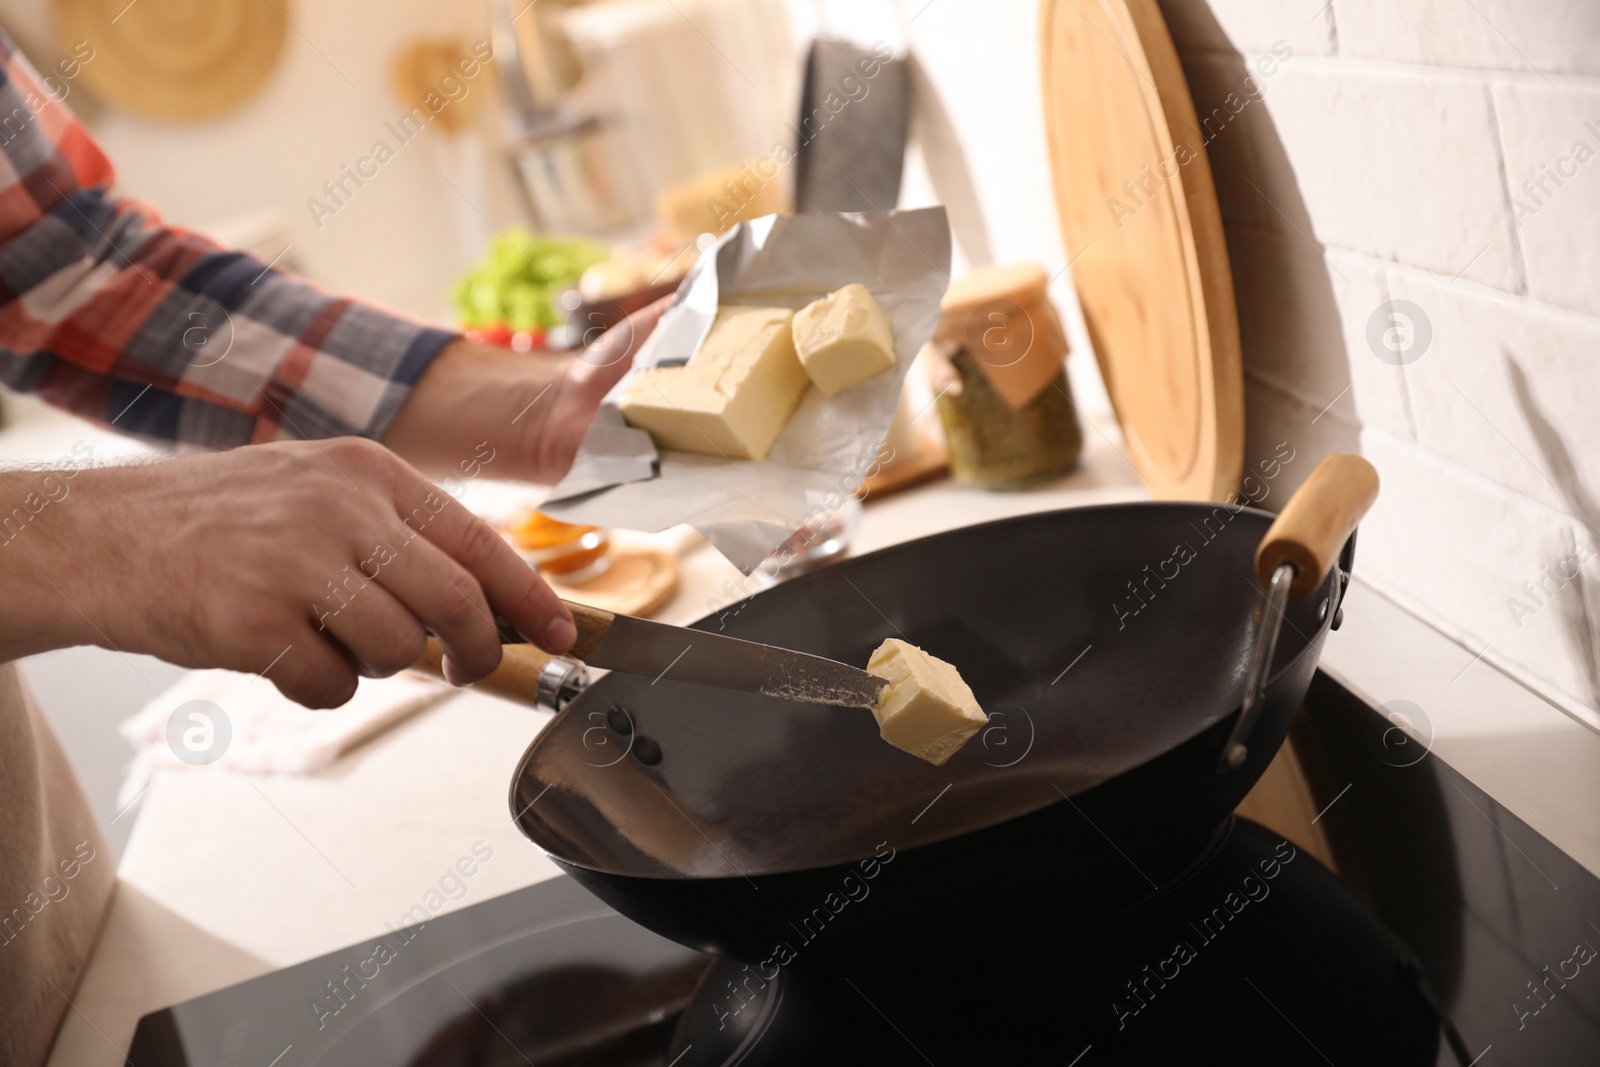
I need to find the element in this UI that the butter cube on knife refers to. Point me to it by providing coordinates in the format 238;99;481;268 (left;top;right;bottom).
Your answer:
867;638;987;765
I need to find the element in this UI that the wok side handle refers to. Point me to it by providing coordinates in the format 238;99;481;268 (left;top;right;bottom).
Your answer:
1220;453;1379;773
1255;453;1380;599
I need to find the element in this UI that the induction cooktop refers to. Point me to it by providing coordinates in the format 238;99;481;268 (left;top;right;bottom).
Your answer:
124;672;1600;1065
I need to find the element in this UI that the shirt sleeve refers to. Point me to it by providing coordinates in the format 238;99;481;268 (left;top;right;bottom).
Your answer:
0;35;456;448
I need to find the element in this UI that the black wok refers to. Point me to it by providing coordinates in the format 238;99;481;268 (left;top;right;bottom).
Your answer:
507;458;1376;966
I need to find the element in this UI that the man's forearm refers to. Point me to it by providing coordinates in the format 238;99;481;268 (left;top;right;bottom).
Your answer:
381;339;564;483
0;468;101;662
0;440;582;704
382;299;669;487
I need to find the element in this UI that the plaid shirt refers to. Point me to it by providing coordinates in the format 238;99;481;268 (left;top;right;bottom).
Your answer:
0;33;455;447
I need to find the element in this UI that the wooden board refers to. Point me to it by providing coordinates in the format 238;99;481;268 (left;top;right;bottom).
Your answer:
857;431;950;500
1040;0;1243;501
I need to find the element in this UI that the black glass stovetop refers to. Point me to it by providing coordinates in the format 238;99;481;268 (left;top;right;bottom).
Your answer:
124;673;1600;1065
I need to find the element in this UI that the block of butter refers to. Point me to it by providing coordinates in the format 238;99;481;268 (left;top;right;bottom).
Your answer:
867;638;987;765
792;283;897;398
619;305;811;462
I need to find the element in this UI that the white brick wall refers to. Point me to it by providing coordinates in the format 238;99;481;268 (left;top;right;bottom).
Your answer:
799;0;1600;725
1253;66;1524;290
1356;429;1598;711
1493;80;1600;318
1335;0;1600;76
1389;270;1600;514
1161;0;1600;724
1161;0;1336;57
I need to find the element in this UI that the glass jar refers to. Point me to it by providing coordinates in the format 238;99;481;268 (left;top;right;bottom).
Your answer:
930;263;1084;489
937;349;1083;489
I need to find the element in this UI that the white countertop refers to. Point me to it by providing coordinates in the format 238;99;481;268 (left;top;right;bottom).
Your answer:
44;425;1600;1065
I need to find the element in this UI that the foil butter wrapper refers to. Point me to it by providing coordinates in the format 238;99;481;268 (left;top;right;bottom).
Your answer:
541;207;951;574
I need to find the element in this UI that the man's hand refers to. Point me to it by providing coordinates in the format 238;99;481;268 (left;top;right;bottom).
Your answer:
1;440;575;708
384;297;671;486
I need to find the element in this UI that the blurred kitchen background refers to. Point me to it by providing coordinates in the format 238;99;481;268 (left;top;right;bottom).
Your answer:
2;0;1598;854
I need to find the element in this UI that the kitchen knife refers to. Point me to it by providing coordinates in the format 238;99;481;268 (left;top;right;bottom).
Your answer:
413;602;888;710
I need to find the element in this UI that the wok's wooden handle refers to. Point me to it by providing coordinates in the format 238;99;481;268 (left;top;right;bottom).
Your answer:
1255;453;1380;598
411;637;560;704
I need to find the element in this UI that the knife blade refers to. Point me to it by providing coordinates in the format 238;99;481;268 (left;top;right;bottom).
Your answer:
579;612;888;709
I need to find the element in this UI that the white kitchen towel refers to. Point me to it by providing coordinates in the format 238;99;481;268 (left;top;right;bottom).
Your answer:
117;669;450;808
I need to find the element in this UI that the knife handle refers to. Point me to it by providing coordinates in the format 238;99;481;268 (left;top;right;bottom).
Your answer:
411;602;613;702
565;601;616;658
411;637;562;704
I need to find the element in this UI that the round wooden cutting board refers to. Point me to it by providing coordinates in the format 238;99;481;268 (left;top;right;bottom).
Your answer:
1040;0;1242;501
